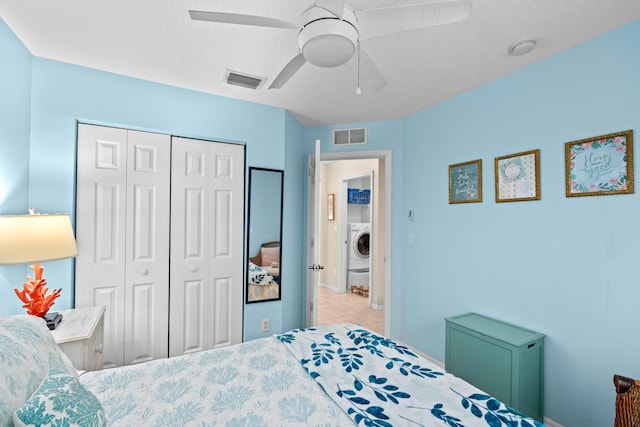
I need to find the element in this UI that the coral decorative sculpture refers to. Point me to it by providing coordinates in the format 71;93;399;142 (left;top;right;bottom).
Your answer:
14;262;61;317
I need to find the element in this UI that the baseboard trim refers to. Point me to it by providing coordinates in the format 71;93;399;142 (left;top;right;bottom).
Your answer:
542;417;563;427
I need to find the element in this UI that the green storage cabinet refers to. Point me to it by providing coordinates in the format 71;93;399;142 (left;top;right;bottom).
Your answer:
445;313;544;422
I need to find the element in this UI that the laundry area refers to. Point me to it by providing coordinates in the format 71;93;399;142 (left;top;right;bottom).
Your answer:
346;176;371;297
317;157;385;318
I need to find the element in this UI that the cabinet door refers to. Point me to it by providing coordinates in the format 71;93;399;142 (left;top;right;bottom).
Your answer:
169;137;244;357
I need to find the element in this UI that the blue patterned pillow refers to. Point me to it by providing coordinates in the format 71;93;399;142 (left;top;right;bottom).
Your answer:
248;262;275;286
13;370;105;427
0;315;78;427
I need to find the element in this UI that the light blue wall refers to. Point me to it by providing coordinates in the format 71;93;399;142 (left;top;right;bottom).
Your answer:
397;21;640;426
0;19;33;313
280;113;306;331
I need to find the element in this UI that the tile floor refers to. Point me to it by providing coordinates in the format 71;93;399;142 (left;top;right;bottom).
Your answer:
317;285;384;334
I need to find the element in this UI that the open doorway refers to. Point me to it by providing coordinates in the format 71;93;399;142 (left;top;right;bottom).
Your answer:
306;149;392;336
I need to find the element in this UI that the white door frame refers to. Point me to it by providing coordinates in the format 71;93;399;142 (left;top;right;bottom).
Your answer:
306;149;392;336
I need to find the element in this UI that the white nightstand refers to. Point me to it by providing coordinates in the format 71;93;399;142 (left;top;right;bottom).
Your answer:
50;306;105;371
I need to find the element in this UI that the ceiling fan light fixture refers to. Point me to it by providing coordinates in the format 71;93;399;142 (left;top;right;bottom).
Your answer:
299;6;358;68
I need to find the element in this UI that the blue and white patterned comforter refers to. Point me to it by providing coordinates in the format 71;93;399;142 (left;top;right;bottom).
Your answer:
80;324;544;426
80;335;353;426
278;324;544;427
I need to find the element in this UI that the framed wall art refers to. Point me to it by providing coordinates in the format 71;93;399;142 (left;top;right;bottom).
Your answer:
495;149;540;202
449;159;482;204
327;193;335;220
565;130;634;197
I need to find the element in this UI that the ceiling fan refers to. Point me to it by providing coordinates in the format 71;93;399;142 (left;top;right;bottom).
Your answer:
189;0;472;91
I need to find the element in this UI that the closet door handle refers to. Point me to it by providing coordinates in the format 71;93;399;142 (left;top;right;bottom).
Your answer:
140;269;149;275
190;267;198;273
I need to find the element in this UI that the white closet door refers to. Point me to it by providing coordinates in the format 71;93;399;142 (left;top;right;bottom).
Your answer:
123;130;171;365
76;124;128;368
169;137;244;357
76;124;170;367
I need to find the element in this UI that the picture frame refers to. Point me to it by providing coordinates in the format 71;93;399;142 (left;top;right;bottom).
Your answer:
495;149;540;202
327;193;335;220
565;130;634;197
448;159;482;204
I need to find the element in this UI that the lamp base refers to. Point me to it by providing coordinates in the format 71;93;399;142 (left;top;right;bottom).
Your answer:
44;312;63;330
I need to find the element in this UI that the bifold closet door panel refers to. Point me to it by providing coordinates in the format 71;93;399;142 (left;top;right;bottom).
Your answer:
123;130;171;365
76;124;128;368
169;137;210;356
207;141;244;348
169;137;244;357
76;124;171;367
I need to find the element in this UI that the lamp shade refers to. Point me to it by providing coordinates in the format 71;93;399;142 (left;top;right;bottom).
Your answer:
0;214;78;265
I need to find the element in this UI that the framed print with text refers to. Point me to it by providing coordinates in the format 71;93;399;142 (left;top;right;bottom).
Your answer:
495;149;540;202
449;159;482;204
565;130;633;197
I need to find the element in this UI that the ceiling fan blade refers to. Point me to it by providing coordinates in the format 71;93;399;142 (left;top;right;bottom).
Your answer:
189;10;299;29
356;0;472;41
314;0;345;19
268;54;307;89
358;47;387;91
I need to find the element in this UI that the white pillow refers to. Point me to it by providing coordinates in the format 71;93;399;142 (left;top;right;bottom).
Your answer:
0;315;77;427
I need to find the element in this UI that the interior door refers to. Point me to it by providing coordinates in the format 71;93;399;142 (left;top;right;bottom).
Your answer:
305;140;322;326
169;137;244;356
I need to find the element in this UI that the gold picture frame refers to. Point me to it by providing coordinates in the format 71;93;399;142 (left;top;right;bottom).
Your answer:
327;193;335;220
449;159;482;204
495;149;540;202
565;130;634;197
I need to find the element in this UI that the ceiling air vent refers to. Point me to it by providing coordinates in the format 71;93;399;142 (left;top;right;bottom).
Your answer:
224;69;265;90
333;127;367;146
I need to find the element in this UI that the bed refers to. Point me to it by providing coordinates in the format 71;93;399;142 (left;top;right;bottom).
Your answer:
0;315;544;427
247;241;281;302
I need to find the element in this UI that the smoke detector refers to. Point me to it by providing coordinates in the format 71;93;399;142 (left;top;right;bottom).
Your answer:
508;39;537;57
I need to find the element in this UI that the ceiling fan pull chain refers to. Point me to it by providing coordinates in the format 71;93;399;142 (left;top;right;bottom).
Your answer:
356;43;361;95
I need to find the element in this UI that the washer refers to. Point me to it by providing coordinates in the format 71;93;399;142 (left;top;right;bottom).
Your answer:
348;223;370;289
348;223;370;270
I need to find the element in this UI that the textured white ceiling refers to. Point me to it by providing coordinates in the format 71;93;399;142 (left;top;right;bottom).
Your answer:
1;0;640;126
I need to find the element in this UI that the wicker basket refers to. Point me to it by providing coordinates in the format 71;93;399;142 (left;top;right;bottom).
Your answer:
614;374;640;427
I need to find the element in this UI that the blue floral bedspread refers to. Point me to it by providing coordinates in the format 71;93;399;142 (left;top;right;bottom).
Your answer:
80;336;353;426
278;324;544;427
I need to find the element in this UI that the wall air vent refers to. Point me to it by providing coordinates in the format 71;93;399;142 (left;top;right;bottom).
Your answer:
224;70;265;90
332;127;367;146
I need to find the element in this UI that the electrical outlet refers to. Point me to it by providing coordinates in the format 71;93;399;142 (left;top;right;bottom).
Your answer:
262;319;270;332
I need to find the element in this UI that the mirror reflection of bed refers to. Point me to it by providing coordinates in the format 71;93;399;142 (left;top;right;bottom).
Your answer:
246;167;283;303
247;241;280;301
